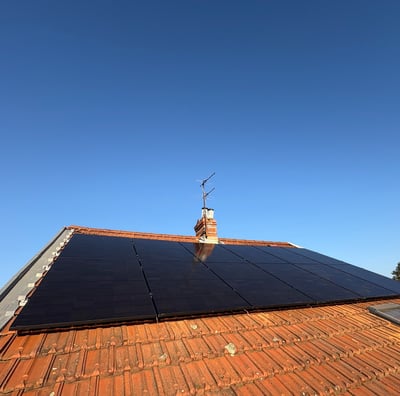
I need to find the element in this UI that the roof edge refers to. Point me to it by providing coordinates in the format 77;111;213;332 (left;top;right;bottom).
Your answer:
68;225;296;247
0;227;68;302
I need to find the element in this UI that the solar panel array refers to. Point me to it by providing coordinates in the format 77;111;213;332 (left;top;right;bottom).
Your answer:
11;234;400;331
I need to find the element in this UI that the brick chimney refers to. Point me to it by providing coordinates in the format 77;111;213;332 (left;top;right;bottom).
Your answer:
194;207;218;243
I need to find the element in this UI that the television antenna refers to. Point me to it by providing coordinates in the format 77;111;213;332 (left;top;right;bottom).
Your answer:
200;172;215;209
197;172;216;240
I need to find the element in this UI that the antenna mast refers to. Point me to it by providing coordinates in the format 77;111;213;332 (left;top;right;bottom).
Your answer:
200;172;215;209
199;172;215;239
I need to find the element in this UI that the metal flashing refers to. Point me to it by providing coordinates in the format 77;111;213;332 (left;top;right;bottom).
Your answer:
0;227;74;330
368;302;400;325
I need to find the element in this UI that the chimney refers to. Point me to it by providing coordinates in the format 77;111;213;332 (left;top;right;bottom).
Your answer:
194;207;218;243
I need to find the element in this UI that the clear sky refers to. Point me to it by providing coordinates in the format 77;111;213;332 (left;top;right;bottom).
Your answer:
1;1;399;288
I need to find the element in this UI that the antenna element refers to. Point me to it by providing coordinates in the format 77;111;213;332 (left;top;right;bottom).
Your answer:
199;172;216;240
200;172;215;209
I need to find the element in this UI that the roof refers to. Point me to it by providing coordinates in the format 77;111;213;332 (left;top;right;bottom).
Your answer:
2;298;400;394
1;226;400;395
69;225;297;247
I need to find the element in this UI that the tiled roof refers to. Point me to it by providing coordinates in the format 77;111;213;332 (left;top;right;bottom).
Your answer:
69;225;297;247
1;298;400;394
1;226;400;395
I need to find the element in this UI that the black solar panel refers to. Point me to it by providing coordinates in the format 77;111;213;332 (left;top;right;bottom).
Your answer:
60;234;136;260
186;243;243;262
221;245;287;263
259;246;321;264
296;263;398;298
11;235;400;332
287;247;350;265
12;235;156;331
259;263;361;301
134;239;195;261
288;248;400;295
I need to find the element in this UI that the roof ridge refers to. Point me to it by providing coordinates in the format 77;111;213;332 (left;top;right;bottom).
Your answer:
67;225;295;247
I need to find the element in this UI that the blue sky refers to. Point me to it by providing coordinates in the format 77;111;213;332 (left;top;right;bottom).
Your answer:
1;1;399;288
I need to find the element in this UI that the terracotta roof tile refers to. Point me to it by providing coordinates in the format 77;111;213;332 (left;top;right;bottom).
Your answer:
163;339;190;365
155;365;189;394
131;369;160;394
0;359;17;392
64;379;91;395
245;350;283;376
180;359;219;392
2;298;400;394
377;372;400;394
0;296;400;395
98;375;122;396
356;380;395;395
256;374;296;395
293;365;334;392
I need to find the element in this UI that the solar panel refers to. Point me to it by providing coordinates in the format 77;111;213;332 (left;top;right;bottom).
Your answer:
184;243;243;262
133;239;195;261
150;279;250;317
12;235;157;331
259;263;360;302
133;239;250;316
288;248;350;265
60;234;136;260
10;235;400;332
296;263;398;298
290;248;400;294
206;261;267;280
324;263;400;294
259;246;321;264
228;279;315;307
221;245;287;263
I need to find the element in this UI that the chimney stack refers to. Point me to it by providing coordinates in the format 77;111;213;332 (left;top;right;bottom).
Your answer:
194;207;218;243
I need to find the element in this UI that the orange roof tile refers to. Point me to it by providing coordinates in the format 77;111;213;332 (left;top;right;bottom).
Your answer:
1;298;400;394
